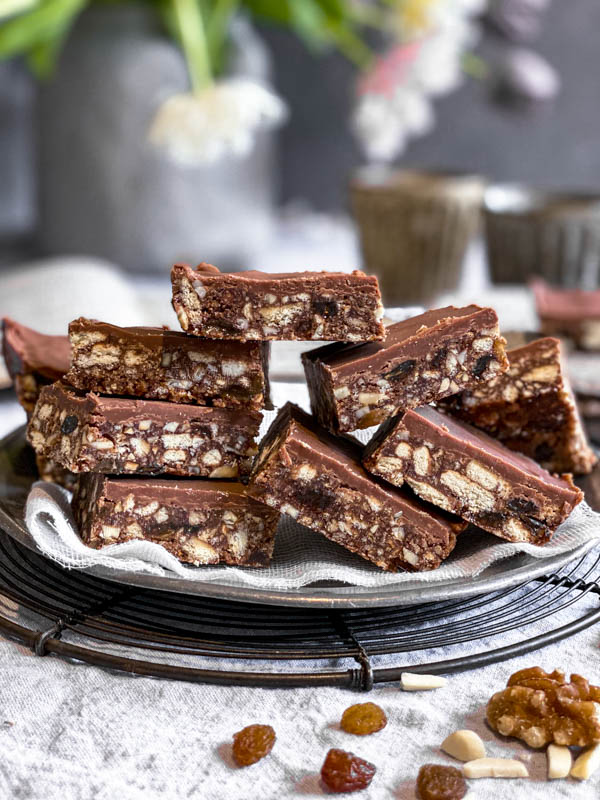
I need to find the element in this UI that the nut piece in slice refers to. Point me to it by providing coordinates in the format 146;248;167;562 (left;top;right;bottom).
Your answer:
416;764;467;800
547;744;572;779
340;702;387;735
441;730;486;762
487;666;600;748
463;757;529;779
320;748;376;793
231;724;275;767
401;672;448;691
571;743;600;781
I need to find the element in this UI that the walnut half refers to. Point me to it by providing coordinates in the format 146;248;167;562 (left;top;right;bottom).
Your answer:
487;667;600;748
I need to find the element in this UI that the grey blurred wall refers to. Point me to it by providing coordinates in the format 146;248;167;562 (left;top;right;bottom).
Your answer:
0;0;598;238
260;0;600;209
0;61;34;237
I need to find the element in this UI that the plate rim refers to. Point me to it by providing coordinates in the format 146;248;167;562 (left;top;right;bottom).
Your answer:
0;424;596;609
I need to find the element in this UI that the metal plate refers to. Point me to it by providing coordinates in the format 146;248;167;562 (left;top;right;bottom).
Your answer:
1;425;598;609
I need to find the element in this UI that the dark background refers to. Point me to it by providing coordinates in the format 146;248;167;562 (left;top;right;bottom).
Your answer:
1;0;599;240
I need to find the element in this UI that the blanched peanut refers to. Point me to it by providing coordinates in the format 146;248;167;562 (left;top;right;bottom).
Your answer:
401;672;447;691
441;730;486;762
571;744;600;781
547;744;572;779
463;757;528;779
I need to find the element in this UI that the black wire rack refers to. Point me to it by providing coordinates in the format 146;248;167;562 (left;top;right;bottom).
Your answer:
0;527;599;690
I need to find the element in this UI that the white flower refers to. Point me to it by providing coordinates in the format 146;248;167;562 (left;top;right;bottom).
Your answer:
352;82;434;162
353;0;486;163
352;94;409;162
148;78;287;166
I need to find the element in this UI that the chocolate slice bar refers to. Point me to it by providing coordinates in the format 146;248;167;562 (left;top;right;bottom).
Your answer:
2;317;70;414
533;279;600;351
65;317;270;410
171;262;385;342
363;405;583;545
2;318;77;490
303;305;508;433
73;474;279;566
27;383;261;478
247;403;463;572
441;337;597;475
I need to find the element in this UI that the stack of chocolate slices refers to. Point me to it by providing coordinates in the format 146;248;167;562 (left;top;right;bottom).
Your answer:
8;262;596;574
251;306;593;571
20;263;384;568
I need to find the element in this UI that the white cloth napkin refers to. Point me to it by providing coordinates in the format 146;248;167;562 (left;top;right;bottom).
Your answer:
24;388;600;590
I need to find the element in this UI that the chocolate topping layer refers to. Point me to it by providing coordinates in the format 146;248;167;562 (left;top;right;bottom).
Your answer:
179;262;379;286
49;385;260;428
2;317;70;381
68;317;258;355
406;405;577;491
90;475;250;505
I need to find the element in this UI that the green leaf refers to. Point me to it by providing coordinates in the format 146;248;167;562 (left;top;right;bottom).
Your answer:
241;0;294;27
205;0;238;75
242;0;368;62
0;0;86;69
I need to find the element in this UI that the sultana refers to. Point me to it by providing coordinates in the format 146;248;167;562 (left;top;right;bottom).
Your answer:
231;724;276;767
340;702;387;735
416;764;467;800
320;748;376;793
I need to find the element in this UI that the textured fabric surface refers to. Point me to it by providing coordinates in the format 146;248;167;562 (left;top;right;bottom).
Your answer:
0;579;599;800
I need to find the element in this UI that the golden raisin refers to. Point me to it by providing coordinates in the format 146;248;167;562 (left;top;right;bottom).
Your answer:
487;666;600;748
320;748;376;793
416;764;467;800
340;702;387;735
231;724;276;767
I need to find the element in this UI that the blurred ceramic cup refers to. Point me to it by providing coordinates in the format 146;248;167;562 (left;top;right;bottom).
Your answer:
484;183;600;287
350;167;485;305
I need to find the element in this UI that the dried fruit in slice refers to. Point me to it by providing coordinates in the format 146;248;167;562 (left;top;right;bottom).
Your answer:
320;748;376;793
340;702;387;735
232;724;276;767
487;666;600;748
416;764;467;800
